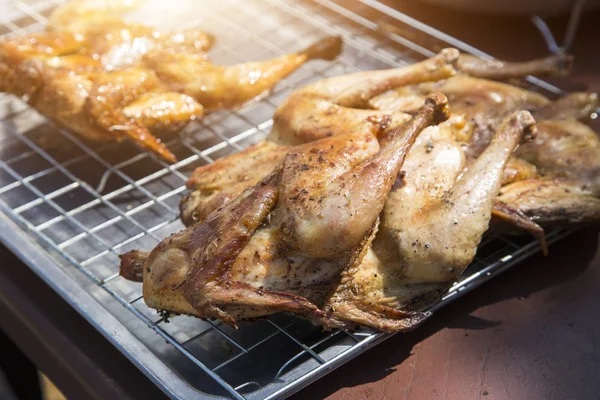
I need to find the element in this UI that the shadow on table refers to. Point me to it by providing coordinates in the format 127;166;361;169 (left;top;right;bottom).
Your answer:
293;227;599;398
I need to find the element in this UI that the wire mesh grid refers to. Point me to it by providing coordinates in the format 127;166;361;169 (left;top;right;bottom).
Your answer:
0;0;574;398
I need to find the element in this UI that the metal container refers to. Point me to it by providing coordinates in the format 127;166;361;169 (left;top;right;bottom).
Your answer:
0;0;573;398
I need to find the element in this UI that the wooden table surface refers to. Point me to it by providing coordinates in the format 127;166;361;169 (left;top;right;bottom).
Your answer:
295;4;600;400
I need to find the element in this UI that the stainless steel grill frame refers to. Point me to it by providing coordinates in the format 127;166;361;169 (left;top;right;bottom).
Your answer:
0;0;575;399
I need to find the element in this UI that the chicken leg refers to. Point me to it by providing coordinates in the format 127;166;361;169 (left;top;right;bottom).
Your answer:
142;35;342;110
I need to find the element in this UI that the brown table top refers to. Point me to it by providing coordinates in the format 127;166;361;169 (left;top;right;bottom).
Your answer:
295;4;600;400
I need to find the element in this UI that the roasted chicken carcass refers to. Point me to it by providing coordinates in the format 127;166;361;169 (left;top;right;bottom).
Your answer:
321;111;536;332
120;94;449;326
180;48;460;225
0;1;342;162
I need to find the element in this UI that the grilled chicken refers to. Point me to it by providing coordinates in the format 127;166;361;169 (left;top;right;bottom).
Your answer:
123;47;597;331
321;111;535;332
369;70;600;232
121;96;448;326
0;35;201;162
0;1;342;161
181;49;459;225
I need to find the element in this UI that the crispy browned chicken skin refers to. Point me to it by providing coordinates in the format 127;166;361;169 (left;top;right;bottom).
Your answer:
0;0;342;162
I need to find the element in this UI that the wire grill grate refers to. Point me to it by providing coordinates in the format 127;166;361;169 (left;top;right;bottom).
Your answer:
0;0;573;399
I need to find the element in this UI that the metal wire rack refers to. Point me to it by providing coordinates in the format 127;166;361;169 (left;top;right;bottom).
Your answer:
0;0;576;399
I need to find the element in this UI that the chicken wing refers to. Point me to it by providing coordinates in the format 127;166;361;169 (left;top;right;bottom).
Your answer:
321;111;535;331
180;141;291;225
